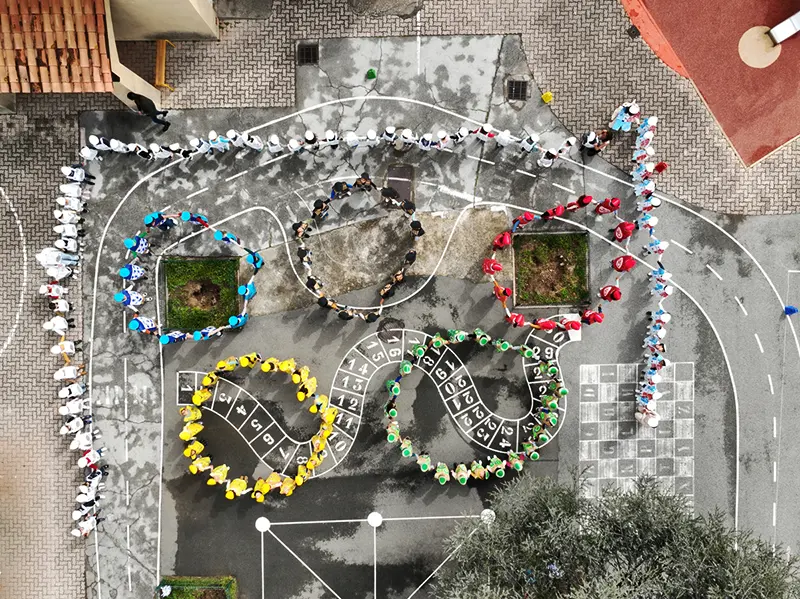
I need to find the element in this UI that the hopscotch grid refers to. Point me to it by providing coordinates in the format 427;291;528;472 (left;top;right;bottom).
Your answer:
578;362;695;502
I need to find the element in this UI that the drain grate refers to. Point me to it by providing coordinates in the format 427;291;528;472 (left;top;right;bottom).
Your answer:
507;80;528;101
297;43;319;66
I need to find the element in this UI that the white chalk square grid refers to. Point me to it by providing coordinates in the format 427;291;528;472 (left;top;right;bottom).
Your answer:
578;363;695;507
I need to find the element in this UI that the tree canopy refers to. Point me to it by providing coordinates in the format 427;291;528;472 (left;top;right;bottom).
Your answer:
435;475;800;599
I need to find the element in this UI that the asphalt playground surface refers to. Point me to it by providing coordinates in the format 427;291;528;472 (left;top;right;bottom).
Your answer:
78;35;800;599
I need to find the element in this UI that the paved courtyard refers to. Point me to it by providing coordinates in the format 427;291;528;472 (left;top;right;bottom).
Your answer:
1;2;799;599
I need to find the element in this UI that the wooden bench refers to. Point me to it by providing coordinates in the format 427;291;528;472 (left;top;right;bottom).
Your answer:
154;39;175;91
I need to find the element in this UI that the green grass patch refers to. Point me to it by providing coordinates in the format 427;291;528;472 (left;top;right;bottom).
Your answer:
514;232;589;306
157;576;237;599
164;257;240;331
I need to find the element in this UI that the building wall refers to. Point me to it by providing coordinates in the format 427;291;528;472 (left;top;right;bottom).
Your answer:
109;0;219;40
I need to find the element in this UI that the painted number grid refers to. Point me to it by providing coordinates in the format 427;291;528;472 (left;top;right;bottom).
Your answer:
578;362;695;508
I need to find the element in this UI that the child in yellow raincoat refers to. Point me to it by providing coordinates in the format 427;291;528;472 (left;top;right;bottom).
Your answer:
296;377;317;401
225;476;252;499
207;464;230;485
184;439;204;458
261;357;280;373
291;365;309;384
180;405;202;422
179;421;204;441
201;372;219;387
279;476;296;496
309;394;329;414
239;352;262;368
189;455;211;474
192;388;212;406
251;478;270;502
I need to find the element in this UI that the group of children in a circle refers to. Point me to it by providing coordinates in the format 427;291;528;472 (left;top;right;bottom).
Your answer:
118;211;261;344
291;175;425;321
35;160;106;538
480;100;670;427
381;329;567;485
180;353;338;499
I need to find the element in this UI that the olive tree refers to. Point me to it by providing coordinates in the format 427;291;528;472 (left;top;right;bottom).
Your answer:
434;475;800;599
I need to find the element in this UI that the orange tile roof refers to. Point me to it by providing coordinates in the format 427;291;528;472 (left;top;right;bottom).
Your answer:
0;0;113;93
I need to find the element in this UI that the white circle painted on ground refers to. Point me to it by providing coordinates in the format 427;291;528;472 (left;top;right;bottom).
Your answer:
367;511;383;527
255;517;271;532
480;509;496;525
738;26;781;68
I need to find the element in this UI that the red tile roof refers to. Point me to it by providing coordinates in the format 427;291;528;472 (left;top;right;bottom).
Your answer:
0;0;113;93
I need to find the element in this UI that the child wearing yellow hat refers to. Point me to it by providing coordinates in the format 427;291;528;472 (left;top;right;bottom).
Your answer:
296;377;317;401
189;455;211;474
291;365;309;384
201;372;219;387
260;357;280;373
184;439;205;458
180;405;202;422
239;352;262;368
179;421;204;441
225;476;251;499
192;388;212;406
207;464;230;485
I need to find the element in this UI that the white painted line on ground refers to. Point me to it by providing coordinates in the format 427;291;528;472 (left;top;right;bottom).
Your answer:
373;526;377;599
515;168;537;178
437;185;482;203
466;154;495;166
225;170;250;182
774;417;777;438
706;264;723;281
155;257;166;586
270;518;367;526
773;502;777;527
768;374;775;395
755;333;764;354
383;514;482;522
125;479;129;507
734;296;748;316
260;531;265;599
415;12;421;76
788;270;800;273
159;204;171;212
126;525;132;591
551;182;576;194
123;358;128;418
670;239;694;255
125;438;129;462
268;529;343;599
774;462;777;483
186;187;208;199
407;525;481;598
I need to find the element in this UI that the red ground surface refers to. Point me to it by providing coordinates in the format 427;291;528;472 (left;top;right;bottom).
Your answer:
637;0;800;165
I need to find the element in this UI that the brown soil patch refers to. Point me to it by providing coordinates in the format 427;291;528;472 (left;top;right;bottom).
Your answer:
173;280;221;310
